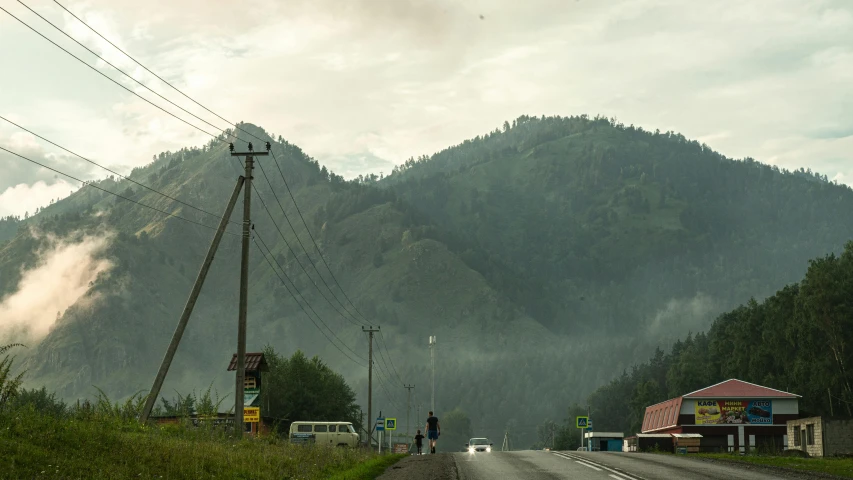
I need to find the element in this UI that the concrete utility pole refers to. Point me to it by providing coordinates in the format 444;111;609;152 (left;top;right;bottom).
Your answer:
139;175;246;424
363;326;380;443
405;384;415;440
231;141;268;430
429;335;436;414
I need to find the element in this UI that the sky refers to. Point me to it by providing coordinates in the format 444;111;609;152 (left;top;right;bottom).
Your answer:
0;0;851;217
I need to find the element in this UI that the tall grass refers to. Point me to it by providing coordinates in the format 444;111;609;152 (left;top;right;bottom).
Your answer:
0;390;394;480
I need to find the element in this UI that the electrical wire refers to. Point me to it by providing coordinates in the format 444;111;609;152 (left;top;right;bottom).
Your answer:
52;0;237;130
253;156;363;327
41;0;374;329
269;149;371;322
0;5;221;140
26;0;375;333
0;145;239;235
250;177;364;330
253;230;366;367
378;331;406;385
0;115;237;225
9;1;408;377
16;0;229;137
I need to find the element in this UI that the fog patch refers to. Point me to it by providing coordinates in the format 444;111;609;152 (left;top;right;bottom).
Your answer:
0;230;113;344
645;293;718;340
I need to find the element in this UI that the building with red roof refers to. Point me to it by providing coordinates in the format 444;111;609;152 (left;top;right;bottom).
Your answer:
640;379;799;452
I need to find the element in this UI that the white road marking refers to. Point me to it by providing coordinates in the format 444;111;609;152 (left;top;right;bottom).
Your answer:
575;460;602;471
553;452;643;480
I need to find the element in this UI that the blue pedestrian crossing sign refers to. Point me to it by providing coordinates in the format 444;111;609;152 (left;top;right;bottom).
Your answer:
376;417;385;431
385;418;397;431
576;416;589;429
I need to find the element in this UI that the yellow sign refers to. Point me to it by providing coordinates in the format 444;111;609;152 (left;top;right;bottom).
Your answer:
385;418;397;431
244;407;260;423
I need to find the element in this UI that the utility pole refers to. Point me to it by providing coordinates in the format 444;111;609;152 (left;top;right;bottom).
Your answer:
231;141;268;431
139;175;246;424
405;384;415;440
429;336;436;414
363;326;380;444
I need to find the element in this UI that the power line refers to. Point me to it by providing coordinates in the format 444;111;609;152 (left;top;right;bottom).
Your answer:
253;229;366;367
16;0;230;137
0;115;234;225
378;331;406;386
269;149;371;323
252;157;363;327
52;0;236;129
30;0;373;334
0;5;221;139
14;0;377;341
250;178;364;331
0;145;238;235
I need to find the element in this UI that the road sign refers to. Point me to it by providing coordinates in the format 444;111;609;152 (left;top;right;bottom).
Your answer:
385;418;397;431
576;416;588;429
376;417;385;431
587;420;593;431
244;407;260;423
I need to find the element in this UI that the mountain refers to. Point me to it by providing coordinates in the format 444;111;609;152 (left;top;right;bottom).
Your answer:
1;117;852;449
382;114;853;338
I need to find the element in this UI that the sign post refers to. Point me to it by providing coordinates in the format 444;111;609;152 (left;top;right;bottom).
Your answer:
386;418;397;453
576;416;589;451
377;417;385;454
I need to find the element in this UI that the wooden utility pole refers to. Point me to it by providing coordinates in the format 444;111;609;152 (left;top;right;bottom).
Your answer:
363;326;380;444
405;384;415;440
139;175;246;424
231;141;268;431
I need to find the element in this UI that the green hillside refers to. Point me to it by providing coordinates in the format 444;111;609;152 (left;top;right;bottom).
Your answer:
383;114;853;337
1;116;852;449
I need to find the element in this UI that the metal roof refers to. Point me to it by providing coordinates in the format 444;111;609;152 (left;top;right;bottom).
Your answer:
682;379;800;398
642;397;682;433
227;352;269;372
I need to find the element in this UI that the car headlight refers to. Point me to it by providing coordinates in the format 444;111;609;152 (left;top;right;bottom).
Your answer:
486;447;491;452
469;447;474;453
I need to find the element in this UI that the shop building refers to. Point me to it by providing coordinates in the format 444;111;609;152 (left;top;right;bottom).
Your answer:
641;379;799;452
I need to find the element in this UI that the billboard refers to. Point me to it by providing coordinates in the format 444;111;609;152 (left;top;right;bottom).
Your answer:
695;400;773;425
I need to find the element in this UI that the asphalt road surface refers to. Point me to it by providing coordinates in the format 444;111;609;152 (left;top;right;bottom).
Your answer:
452;450;828;480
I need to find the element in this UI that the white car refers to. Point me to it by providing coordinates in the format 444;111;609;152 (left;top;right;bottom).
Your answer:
466;438;493;453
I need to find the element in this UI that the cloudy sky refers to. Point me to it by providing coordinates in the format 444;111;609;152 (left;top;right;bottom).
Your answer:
1;0;851;217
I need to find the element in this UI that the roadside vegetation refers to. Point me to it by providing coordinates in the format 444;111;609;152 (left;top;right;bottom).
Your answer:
695;453;853;479
0;344;401;480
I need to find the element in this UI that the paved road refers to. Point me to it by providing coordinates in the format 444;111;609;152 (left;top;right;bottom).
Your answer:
452;450;827;480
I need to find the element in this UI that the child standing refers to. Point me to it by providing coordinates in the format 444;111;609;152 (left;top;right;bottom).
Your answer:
414;429;425;455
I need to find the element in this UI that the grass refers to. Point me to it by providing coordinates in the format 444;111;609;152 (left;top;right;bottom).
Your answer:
0;406;403;480
695;452;853;478
327;454;407;480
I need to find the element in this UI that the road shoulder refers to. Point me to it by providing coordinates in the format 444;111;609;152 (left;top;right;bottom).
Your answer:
694;455;853;479
376;454;458;480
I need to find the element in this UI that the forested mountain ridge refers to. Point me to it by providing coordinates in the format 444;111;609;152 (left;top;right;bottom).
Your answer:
381;115;853;338
1;116;852;449
583;240;853;437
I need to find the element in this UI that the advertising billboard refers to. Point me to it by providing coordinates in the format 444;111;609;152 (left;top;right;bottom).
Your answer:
695;400;772;424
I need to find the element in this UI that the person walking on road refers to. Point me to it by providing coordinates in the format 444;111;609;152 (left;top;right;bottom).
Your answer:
414;429;425;455
425;411;440;454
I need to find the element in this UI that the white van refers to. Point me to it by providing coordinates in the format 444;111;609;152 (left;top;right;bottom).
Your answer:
289;421;360;447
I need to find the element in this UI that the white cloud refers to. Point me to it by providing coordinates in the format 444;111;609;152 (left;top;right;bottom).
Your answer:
0;0;851;215
0;180;75;218
0;231;112;345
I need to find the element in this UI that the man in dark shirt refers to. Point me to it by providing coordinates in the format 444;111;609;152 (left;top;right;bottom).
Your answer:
425;411;440;454
414;429;425;455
